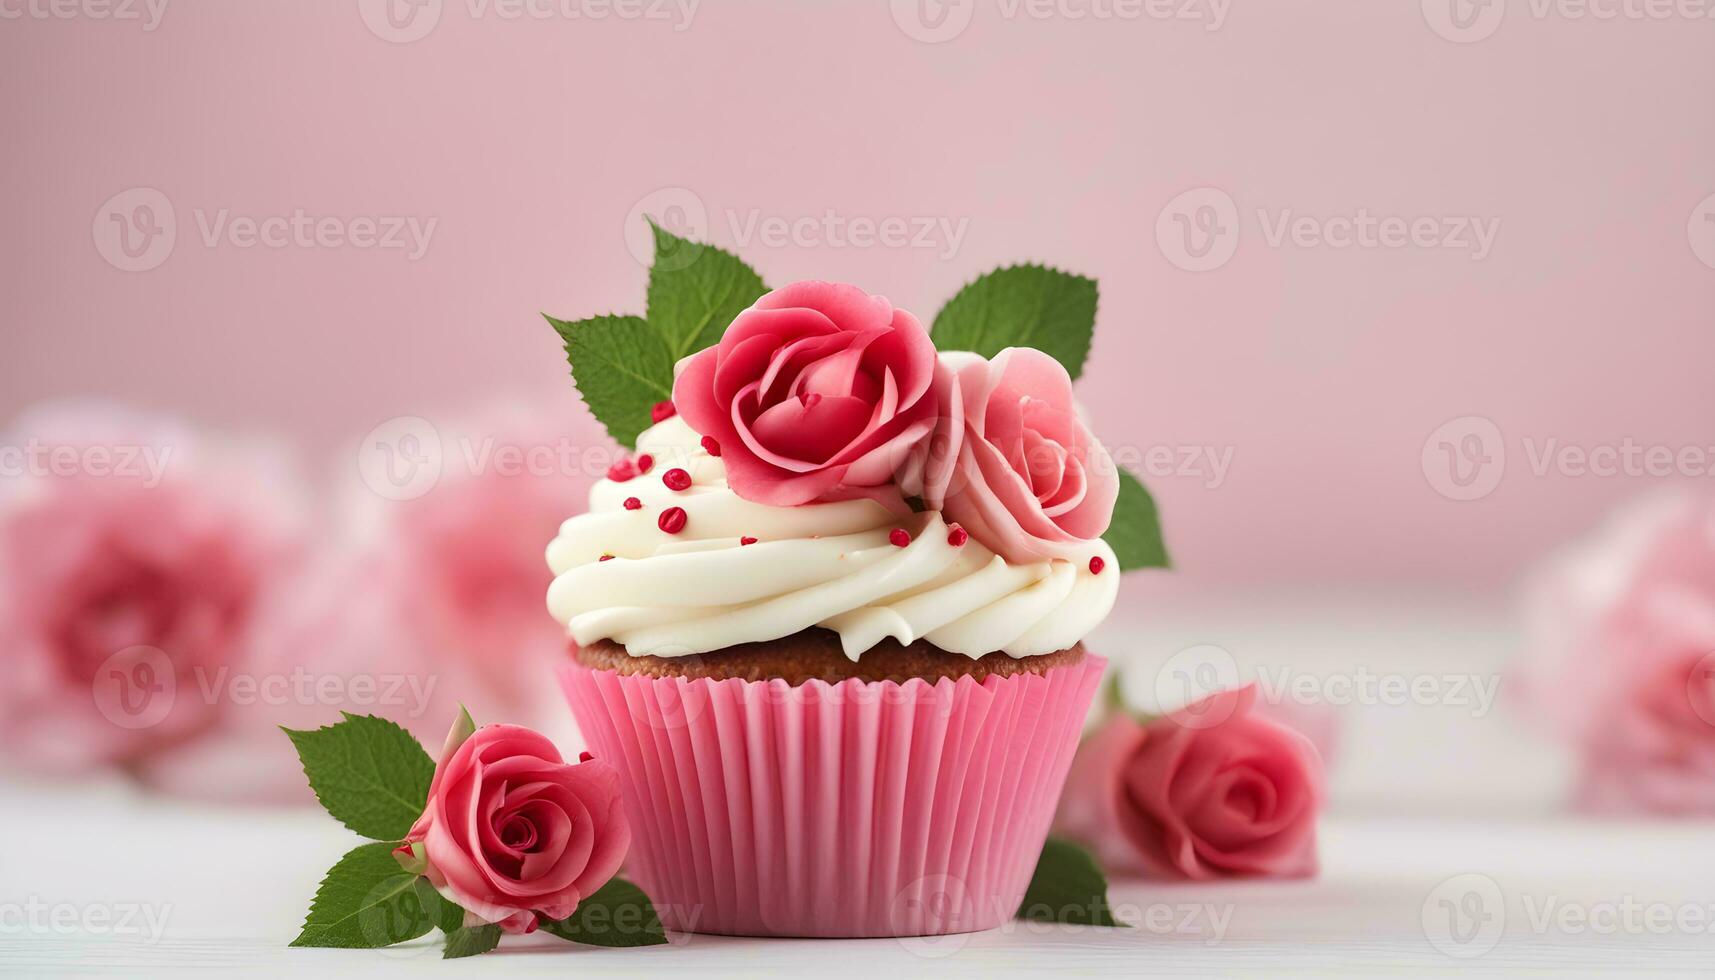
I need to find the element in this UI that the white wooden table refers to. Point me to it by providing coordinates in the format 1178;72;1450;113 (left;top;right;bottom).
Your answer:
3;597;1709;976
2;782;1710;978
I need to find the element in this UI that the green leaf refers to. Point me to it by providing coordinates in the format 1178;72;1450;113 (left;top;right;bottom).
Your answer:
291;842;442;948
283;713;435;841
539;878;668;948
547;314;676;449
1104;469;1171;571
931;264;1098;380
437;896;468;936
1016;838;1126;927
644;218;767;364
442;923;502;959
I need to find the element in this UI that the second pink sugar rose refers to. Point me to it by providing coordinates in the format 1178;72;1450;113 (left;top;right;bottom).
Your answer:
671;280;1121;563
1054;683;1324;880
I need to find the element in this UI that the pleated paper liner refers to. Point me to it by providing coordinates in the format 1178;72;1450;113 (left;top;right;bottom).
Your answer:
560;652;1105;938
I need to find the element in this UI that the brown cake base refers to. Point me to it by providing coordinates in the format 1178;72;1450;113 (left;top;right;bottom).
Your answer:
573;628;1083;686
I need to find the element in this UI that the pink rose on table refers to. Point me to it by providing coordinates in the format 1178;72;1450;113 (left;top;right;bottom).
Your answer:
672;281;937;507
1514;491;1715;815
407;723;630;933
905;348;1118;564
1054;684;1323;880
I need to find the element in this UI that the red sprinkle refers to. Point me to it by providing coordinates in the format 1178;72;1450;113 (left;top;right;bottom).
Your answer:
622;496;642;511
598;553;615;562
663;467;692;491
947;525;969;547
889;528;911;548
578;751;595;762
606;459;637;482
740;536;758;546
700;435;722;457
1088;556;1106;575
658;506;687;534
635;453;655;474
650;399;677;423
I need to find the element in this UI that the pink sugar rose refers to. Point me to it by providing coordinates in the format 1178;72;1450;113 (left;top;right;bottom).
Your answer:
904;348;1119;564
1055;684;1323;880
407;723;630;934
671;281;938;508
0;402;303;774
1514;490;1715;815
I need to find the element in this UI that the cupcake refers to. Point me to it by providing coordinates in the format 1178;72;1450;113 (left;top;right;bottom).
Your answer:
552;280;1125;937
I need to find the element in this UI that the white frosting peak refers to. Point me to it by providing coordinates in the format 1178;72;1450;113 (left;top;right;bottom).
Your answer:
545;417;1117;660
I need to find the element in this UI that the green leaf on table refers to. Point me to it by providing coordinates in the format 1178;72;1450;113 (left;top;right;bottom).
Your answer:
931;264;1099;380
291;842;442;948
1104;469;1170;571
1016;838;1126;927
644;218;767;363
442;922;502;959
547;313;677;448
283;713;435;841
438;896;469;936
539;878;668;947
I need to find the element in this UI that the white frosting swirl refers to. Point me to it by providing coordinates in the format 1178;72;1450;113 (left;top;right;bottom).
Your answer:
545;417;1118;660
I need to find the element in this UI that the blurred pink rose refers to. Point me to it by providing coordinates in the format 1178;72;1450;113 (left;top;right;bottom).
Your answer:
672;281;937;508
0;403;303;774
1055;684;1323;880
1514;490;1715;815
148;404;596;803
906;349;1118;564
408;723;629;934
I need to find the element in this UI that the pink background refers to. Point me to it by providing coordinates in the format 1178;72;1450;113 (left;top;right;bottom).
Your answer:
6;0;1713;589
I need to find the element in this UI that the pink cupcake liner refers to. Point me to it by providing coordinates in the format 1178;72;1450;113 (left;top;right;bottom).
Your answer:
559;654;1105;938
